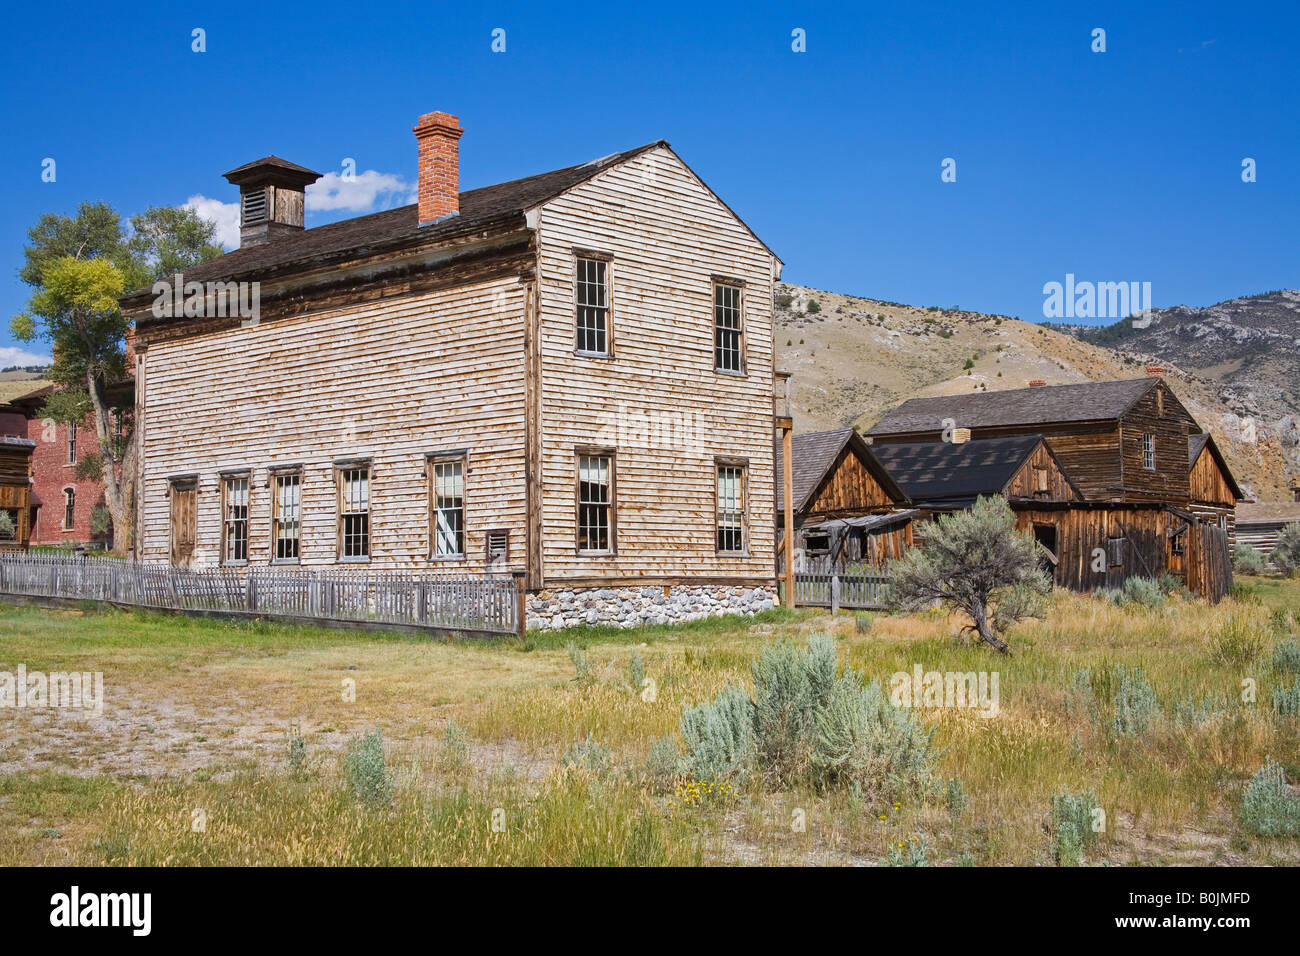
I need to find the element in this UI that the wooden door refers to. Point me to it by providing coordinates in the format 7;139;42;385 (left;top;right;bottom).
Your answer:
170;481;197;565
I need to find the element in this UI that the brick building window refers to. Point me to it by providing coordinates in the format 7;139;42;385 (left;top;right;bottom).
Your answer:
272;472;301;562
716;462;747;553
221;475;249;565
576;453;613;553
430;456;465;558
338;466;370;560
66;424;76;464
575;256;610;355
62;488;75;530
714;283;744;373
1143;433;1155;470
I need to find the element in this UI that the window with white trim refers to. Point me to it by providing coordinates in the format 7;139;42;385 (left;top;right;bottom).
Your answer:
1143;433;1155;470
339;466;370;559
577;454;612;553
431;457;465;557
716;464;746;553
714;283;743;373
575;257;609;355
273;472;301;562
222;475;249;564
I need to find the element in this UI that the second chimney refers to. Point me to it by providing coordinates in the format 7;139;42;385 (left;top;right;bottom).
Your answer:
1146;364;1165;378
414;111;463;226
1028;380;1047;388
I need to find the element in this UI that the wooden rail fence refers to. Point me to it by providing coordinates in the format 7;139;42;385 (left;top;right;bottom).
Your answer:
0;553;519;636
784;566;892;612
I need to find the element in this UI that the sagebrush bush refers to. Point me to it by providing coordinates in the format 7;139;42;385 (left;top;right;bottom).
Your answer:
1113;576;1165;608
945;776;969;818
644;734;681;793
680;684;756;785
1270;638;1300;676
1233;543;1266;576
562;734;612;777
1272;525;1300;577
343;727;391;806
855;613;875;634
628;649;645;693
1112;666;1159;735
567;643;592;685
887;832;929;867
1240;758;1300;837
751;634;836;784
285;725;307;778
437;720;469;775
1171;691;1227;728
1271;679;1300;717
807;673;937;804
1051;788;1100;864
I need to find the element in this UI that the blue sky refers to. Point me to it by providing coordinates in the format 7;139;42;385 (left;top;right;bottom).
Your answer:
2;0;1296;364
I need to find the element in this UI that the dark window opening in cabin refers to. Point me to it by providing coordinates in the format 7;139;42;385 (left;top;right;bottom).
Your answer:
1171;527;1187;557
339;467;370;559
716;464;746;553
714;284;743;373
1106;536;1126;567
62;488;75;530
273;472;301;561
577;454;612;553
804;532;831;554
1033;523;1059;575
66;423;77;464
431;457;465;557
486;529;509;566
222;475;249;564
1143;433;1155;470
575;257;609;355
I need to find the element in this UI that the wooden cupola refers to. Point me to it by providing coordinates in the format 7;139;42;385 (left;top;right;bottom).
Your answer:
222;156;323;247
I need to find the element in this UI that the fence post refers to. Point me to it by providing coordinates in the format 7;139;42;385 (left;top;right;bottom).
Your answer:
831;573;841;615
513;572;527;639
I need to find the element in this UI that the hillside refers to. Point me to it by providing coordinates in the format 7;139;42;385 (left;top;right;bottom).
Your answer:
774;284;1298;501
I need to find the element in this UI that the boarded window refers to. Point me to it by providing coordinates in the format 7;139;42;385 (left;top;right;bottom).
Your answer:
575;257;609;355
170;479;196;564
431;457;465;557
1106;536;1126;567
273;472;301;562
222;475;249;564
714;284;743;372
486;529;509;566
338;467;370;559
577;454;612;553
716;464;746;553
1033;465;1049;494
1143;433;1155;470
62;487;75;530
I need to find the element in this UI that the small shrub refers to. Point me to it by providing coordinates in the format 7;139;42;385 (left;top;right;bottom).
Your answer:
628;649;645;694
680;685;756;785
1171;691;1227;727
1231;580;1260;603
945;777;968;818
1240;758;1300;837
1271;679;1300;718
751;635;836;784
806;299;821;314
567;642;592;685
1051;788;1100;864
775;293;794;309
437;719;469;775
285;725;308;778
1233;544;1266;576
343;727;391;806
562;734;612;777
887;833;929;867
855;612;875;634
644;734;681;793
1212;614;1268;665
1112;666;1158;735
1115;576;1165;608
1272;524;1300;576
1269;638;1300;676
992;582;1047;633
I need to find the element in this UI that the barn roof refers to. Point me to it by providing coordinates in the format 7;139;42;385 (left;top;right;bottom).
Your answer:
1236;502;1300;525
866;378;1160;436
868;434;1068;508
1189;432;1244;500
775;428;906;515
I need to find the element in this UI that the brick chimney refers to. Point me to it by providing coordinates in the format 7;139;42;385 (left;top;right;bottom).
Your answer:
1146;364;1165;377
414;111;463;226
1028;380;1046;388
223;156;322;247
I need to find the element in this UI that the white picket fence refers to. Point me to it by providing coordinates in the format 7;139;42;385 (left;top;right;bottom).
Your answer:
0;553;518;635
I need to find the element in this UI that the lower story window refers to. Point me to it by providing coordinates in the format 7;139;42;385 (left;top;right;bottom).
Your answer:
222;475;249;563
431;457;465;557
339;466;370;559
273;472;301;561
716;463;746;553
577;453;612;553
62;488;75;530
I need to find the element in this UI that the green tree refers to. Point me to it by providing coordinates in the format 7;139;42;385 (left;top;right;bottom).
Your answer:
10;202;221;554
1272;524;1300;577
889;495;1051;654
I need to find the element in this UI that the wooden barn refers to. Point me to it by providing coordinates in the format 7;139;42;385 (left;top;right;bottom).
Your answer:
118;110;787;627
1187;433;1244;546
773;428;911;570
865;375;1238;601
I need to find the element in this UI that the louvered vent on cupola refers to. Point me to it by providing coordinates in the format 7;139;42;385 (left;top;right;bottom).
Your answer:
221;156;323;247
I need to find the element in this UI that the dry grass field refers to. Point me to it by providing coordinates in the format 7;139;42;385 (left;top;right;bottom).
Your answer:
1;576;1298;866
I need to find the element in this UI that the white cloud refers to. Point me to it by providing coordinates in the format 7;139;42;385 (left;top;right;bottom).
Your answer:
307;169;415;213
183;194;241;250
0;346;52;368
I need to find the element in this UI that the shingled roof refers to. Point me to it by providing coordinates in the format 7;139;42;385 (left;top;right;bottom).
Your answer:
775;428;906;515
866;378;1160;437
122;141;670;314
869;435;1070;508
1188;432;1244;500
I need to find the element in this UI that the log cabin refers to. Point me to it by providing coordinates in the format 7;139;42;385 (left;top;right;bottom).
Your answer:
864;375;1239;601
118;111;786;629
1235;502;1300;563
773;428;911;570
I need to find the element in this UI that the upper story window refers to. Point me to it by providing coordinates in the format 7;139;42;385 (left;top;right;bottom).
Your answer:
66;423;77;464
222;475;249;565
577;452;613;554
716;462;747;553
430;456;465;558
714;282;744;373
338;465;370;560
575;256;610;356
1143;433;1155;470
272;471;301;562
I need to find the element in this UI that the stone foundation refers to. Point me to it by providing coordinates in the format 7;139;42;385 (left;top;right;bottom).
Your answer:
527;584;776;631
